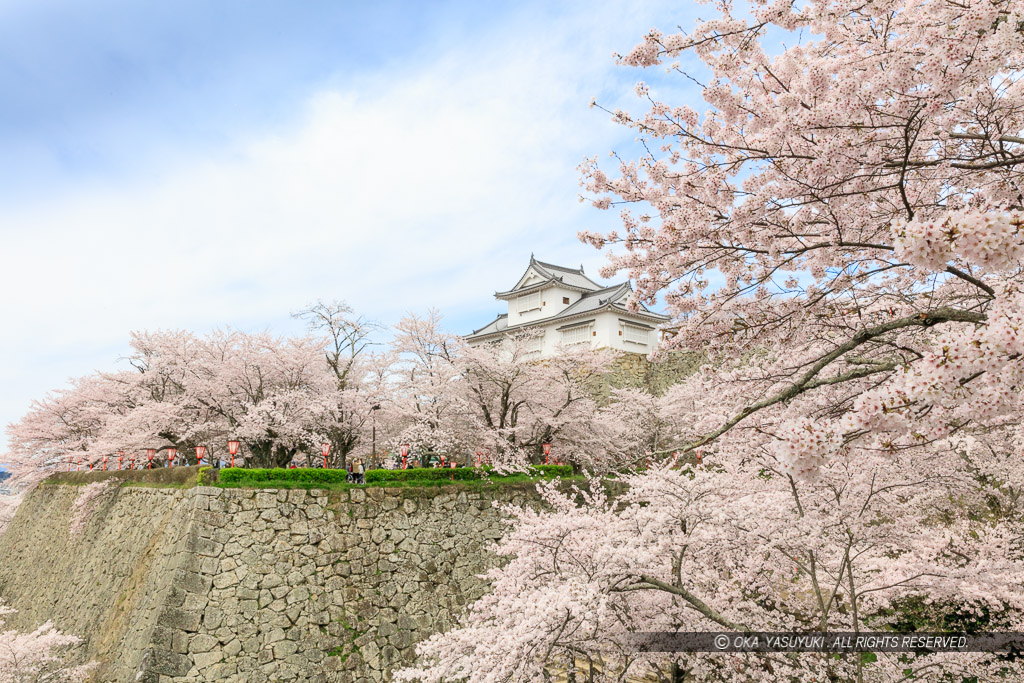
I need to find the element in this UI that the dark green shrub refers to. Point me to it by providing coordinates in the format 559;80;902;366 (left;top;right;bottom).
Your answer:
524;465;573;478
365;467;480;483
217;464;575;487
364;464;573;484
218;468;352;485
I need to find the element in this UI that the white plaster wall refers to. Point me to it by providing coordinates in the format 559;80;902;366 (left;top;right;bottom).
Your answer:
484;300;658;358
543;285;582;318
594;313;617;350
545;313;655;356
616;316;656;353
506;285;583;326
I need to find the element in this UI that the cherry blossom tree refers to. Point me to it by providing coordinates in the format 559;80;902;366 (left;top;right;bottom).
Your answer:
576;0;1024;475
385;312;623;469
385;310;472;460
0;601;94;683
293;300;383;467
457;332;619;468
5;373;127;474
401;0;1024;680
92;329;333;468
7;328;347;470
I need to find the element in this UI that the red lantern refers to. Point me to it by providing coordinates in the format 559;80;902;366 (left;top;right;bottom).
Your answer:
147;448;156;469
321;442;331;469
118;450;125;470
89;461;93;471
542;442;551;465
67;458;71;472
227;440;240;468
400;444;410;470
167;448;178;467
102;455;107;471
195;445;206;466
696;449;703;467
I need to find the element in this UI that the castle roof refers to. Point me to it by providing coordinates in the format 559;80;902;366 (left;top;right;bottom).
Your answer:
493;254;604;299
467;258;668;341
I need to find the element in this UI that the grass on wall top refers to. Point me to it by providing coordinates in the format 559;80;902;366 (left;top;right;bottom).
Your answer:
43;464;578;491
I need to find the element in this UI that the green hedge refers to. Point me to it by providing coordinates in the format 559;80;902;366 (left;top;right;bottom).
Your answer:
365;467;478;483
365;464;572;484
218;468;352;485
218;464;575;487
514;464;573;478
539;464;573;477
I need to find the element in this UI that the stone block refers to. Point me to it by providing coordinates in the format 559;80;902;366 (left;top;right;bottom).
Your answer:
192;649;223;671
273;640;299;658
190;633;219;653
183;593;209;612
158;607;202;632
172;629;190;654
193;537;224;557
237;586;259;600
203;606;225;630
205;662;237;680
147;650;194;677
212;571;239;589
255;492;277;509
179;570;214;594
224;638;243;656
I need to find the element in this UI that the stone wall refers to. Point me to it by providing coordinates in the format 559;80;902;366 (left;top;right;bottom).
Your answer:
0;484;195;682
0;477;536;682
594;350;703;400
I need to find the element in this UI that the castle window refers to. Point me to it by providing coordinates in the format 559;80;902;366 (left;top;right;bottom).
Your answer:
517;291;541;314
561;325;591;345
623;323;649;345
562;297;570;304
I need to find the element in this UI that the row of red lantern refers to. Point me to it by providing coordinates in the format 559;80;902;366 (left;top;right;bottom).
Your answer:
65;440;340;472
469;443;559;467
67;440;244;471
65;439;688;473
393;444;473;471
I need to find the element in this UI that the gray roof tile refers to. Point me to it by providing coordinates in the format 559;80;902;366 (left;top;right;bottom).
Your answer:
466;273;668;340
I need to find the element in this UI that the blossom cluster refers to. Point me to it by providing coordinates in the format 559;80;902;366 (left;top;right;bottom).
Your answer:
892;211;1024;273
0;601;94;683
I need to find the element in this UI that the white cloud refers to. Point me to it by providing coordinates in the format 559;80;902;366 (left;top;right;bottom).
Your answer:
0;0;697;451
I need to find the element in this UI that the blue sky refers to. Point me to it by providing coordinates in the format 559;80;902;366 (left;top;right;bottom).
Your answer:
0;0;704;452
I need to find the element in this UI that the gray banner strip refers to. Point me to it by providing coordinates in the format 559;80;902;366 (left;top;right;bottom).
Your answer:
622;632;1024;653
